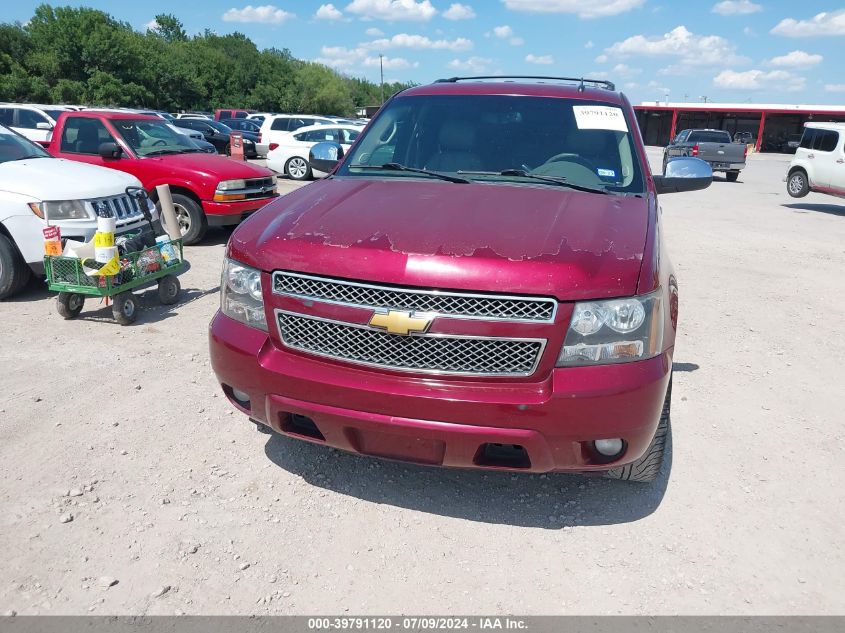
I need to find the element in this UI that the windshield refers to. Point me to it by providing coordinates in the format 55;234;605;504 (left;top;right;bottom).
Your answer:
207;121;233;134
0;124;51;163
338;94;645;194
112;119;197;156
43;110;66;122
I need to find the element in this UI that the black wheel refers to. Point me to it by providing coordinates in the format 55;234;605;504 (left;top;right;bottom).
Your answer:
285;156;312;181
56;292;85;319
112;292;139;325
605;380;671;483
0;233;31;300
157;274;181;305
725;170;739;183
787;169;809;198
167;193;207;245
225;143;231;156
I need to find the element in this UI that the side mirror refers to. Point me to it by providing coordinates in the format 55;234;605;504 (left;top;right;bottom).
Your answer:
309;141;344;174
654;157;712;194
98;142;122;159
36;122;53;131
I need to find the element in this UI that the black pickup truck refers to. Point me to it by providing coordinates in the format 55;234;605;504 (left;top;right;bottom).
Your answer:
663;129;747;182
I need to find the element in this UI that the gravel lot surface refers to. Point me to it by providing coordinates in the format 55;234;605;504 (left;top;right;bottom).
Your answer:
1;150;843;615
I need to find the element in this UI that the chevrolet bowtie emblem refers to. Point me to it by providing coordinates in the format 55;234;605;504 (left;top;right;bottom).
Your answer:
369;310;433;336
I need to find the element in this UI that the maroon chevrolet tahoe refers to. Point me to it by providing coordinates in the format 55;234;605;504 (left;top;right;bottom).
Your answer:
209;76;713;482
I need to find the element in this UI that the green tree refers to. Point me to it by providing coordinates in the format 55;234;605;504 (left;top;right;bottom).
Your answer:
148;14;187;43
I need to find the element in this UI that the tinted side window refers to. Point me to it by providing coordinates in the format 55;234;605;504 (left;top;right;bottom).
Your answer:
16;109;49;129
60;117;115;154
271;118;288;131
304;128;340;142
343;128;361;143
234;112;247;119
814;130;839;152
0;108;12;125
799;129;816;149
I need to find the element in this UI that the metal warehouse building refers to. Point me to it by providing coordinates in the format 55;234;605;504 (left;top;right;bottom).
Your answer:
634;102;845;153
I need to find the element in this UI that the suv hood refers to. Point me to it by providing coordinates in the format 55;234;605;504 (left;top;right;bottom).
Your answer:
0;157;141;201
230;178;651;301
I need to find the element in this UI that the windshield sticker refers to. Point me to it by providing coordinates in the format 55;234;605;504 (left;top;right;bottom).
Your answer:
597;168;616;178
573;106;628;133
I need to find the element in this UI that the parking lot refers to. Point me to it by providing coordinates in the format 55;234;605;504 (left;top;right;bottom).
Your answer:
1;149;843;615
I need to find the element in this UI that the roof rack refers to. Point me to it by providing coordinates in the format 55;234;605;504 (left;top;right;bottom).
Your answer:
434;75;616;92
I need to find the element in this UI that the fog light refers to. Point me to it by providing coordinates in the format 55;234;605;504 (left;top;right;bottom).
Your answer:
231;388;250;406
594;438;624;457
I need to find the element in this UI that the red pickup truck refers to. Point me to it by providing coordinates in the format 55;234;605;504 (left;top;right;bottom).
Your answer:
210;76;714;483
48;111;277;243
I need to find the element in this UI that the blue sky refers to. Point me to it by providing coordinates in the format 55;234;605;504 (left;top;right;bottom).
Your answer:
8;1;845;104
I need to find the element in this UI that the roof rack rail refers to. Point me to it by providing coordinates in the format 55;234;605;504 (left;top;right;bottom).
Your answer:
434;75;616;92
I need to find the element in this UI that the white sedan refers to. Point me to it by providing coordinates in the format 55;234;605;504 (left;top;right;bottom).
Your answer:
266;124;364;180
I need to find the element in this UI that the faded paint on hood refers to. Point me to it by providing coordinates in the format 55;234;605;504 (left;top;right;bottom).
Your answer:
229;177;651;301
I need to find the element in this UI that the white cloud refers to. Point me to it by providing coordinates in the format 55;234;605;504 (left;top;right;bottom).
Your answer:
595;54;608;63
145;19;159;30
364;33;473;51
315;4;344;19
489;25;523;45
768;50;823;68
771;10;845;37
448;56;492;72
365;26;384;35
611;63;642;78
503;0;644;19
315;45;418;70
585;40;594;48
602;25;748;68
743;26;755;36
712;1;761;16
713;69;805;92
443;3;475;20
525;53;554;65
222;4;294;23
344;0;437;22
824;84;845;93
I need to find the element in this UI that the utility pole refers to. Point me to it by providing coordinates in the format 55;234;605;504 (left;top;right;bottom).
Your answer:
379;54;384;104
700;95;709;103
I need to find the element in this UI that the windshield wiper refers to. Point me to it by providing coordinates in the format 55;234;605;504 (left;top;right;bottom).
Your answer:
458;169;609;195
143;148;182;156
6;154;46;162
349;162;470;184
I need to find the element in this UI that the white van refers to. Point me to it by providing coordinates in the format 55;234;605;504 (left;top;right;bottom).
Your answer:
0;124;155;298
786;122;845;199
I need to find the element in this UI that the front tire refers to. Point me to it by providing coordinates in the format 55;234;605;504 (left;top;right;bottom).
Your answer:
787;170;809;198
168;193;207;245
605;380;671;483
0;233;31;300
56;292;85;319
112;292;139;325
157;274;180;305
285;156;312;181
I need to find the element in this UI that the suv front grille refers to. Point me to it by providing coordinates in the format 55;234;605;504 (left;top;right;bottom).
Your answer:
91;194;143;221
273;272;556;323
277;311;545;377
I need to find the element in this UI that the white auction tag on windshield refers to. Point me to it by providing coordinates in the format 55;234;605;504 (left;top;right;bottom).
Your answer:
573;106;629;132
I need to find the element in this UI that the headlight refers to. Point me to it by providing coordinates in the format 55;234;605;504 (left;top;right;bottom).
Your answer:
557;289;663;367
29;200;93;221
220;258;267;331
218;179;246;191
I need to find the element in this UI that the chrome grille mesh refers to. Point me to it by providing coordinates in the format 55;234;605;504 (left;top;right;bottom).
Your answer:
277;312;544;377
273;272;556;322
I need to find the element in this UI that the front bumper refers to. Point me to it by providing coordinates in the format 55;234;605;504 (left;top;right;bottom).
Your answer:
209;313;672;473
202;196;278;224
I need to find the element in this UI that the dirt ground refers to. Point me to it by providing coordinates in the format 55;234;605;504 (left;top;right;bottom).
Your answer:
1;150;843;615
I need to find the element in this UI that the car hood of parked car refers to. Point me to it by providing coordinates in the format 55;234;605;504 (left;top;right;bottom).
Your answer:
137;152;272;180
228;177;650;301
0;157;141;201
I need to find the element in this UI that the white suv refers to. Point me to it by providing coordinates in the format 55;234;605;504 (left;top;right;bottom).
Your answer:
259;114;334;153
0;104;79;146
786;122;845;199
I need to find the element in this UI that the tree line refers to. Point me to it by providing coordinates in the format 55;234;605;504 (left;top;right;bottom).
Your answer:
0;4;413;116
